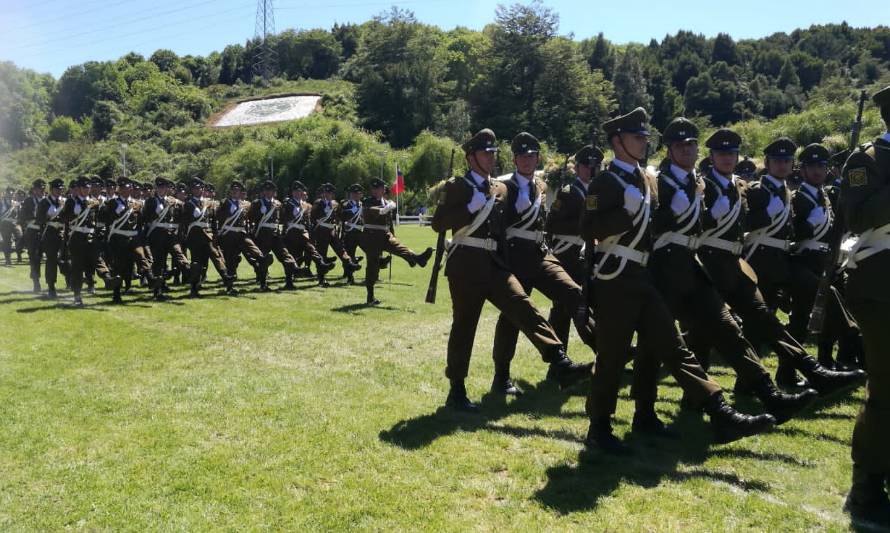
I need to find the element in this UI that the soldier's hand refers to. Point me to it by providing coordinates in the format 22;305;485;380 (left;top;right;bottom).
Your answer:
669;189;691;215
710;195;731;219
766;195;784;218
623;186;644;215
467;190;487;213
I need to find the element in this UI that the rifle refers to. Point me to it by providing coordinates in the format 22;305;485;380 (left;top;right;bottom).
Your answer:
576;149;595;324
807;89;868;334
425;148;455;304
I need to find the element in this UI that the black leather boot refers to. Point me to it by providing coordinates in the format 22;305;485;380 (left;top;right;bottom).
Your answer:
704;394;776;444
796;356;866;396
413;247;433;268
752;378;818;424
546;348;593;389
585;416;631;455
491;373;523;396
845;465;890;525
366;286;380;305
445;379;479;413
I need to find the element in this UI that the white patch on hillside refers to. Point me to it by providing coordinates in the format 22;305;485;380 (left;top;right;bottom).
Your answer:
212;95;321;127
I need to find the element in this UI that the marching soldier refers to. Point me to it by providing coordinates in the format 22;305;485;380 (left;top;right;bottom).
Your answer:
430;128;590;412
840;85;890;521
697;129;863;396
311;183;361;287
282;180;334;285
19;179;45;292
180;178;234;297
101;177;158;304
360;177;432;305
248;180;300;291
790;144;862;369
141;176;194;301
646;118;815;424
489;133;596;396
216;180;266;291
0;187;22;266
59;176;121;306
580;108;775;454
735;157;757;181
544;145;603;346
36;178;67;299
340;183;366;285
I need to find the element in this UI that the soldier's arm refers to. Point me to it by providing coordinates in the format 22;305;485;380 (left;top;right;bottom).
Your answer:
579;173;631;242
431;180;472;233
790;193;814;239
700;179;720;230
842;150;890;233
35;201;48;225
653;176;675;232
743;186;771;230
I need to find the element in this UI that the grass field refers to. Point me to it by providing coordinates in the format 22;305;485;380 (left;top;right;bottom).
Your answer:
0;226;868;531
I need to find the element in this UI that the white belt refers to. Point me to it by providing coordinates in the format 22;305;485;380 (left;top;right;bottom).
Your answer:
698;236;743;255
363;223;389;232
793;239;829;254
593;245;648;277
449;235;498;252
286;222;306;232
71;226;94;235
96;222;106;228
153;222;178;230
550;234;584;247
745;234;789;252
846;223;890;269
653;231;698;251
110;229;138;238
317;222;335;230
345;222;364;231
258;222;280;231
26;222;40;230
45;221;63;229
506;228;544;243
190;222;211;229
221;225;246;234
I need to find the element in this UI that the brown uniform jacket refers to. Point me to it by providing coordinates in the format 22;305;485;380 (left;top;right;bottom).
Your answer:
248;198;282;236
499;172;550;280
215;198;251;233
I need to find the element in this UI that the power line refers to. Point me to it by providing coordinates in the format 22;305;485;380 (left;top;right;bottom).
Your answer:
253;0;277;80
11;0;144;33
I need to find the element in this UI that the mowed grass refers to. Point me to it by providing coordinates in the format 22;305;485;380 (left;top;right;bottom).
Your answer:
0;226;866;531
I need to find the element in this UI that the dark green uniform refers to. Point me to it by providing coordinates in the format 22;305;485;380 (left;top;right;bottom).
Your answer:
141;180;192;300
19;186;44;289
248;188;299;291
0;191;22;265
36;188;66;296
180;189;232;296
100;183;155;303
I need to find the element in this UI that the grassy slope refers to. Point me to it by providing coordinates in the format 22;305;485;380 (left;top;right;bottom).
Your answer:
0;226;862;531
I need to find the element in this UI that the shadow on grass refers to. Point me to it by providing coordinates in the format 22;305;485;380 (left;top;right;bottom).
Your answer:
332;302;402;314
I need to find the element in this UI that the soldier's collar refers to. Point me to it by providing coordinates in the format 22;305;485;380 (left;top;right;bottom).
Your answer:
710;168;731;189
763;174;784;190
610;158;639;176
668;164;691;185
800;181;820;196
469;170;487;186
513;172;532;187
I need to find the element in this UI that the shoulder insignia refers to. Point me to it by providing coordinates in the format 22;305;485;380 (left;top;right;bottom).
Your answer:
561;184;571;193
585;194;598;211
847;168;868;187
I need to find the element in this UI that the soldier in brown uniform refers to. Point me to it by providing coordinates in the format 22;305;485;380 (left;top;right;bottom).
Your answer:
36;178;67;299
19;179;45;292
216;180;266;292
361;177;432;305
544;145;603;347
644;118;815;424
141;176;194;301
735;157;757;182
248;180;301;291
581;108;775;454
101;177;158;304
58;176;122;306
695;129;863;397
180;178;234;297
282;180;334;286
431;128;590;412
790;144;861;369
340;183;366;284
841;86;890;521
489;133;596;397
1;187;23;266
311;183;361;287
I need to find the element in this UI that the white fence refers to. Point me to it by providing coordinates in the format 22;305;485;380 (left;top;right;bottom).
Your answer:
396;215;431;226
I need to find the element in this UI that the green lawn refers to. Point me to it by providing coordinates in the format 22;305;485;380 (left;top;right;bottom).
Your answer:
0;226;866;531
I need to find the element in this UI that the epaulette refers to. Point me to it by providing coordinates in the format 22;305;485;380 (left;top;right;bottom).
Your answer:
560;184;571;194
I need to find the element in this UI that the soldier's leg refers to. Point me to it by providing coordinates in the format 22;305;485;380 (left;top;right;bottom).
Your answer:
534;256;597;350
13;225;24;262
69;237;86;300
364;244;382;303
240;235;268;288
0;225;12;264
384;233;424;266
490;276;534;387
26;229;41;284
444;276;487;409
43;233;60;293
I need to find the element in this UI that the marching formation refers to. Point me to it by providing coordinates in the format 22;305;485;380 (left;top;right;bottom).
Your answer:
428;86;889;522
1;176;432;306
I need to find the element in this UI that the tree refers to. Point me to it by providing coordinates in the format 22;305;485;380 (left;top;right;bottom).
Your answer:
53;61;127;119
778;58;800;89
47;116;82;142
149;49;180;73
612;50;651;113
586;32;615;80
711;33;739;65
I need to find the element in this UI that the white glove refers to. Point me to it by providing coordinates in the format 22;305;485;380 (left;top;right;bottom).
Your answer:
467;190;487;213
48;205;59;217
155;202;163;214
710;195;731;220
260;204;267;214
623;186;644;215
766;195;784;218
669;189;691;216
515;189;532;212
807;206;827;227
74;203;82;215
115;203;125;215
292;205;301;217
381;200;397;214
193;207;201;218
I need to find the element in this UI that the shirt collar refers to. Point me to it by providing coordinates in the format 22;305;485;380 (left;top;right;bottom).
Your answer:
710;168;731;189
514;172;531;188
470;170;487;186
610;158;639;175
764;175;784;190
882;132;890;143
800;181;820;197
669;164;690;185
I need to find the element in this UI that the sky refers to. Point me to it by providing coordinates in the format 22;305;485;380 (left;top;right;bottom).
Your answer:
1;0;887;78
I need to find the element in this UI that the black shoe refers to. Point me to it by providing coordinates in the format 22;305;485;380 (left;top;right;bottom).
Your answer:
318;276;330;288
631;411;680;439
32;280;41;293
111;289;123;305
283;275;296;290
490;374;523;396
845;470;890;526
802;362;866;396
585;420;632;455
775;365;809;389
86;284;96;296
4;257;10;267
72;295;84;307
755;382;818;424
46;287;57;300
705;396;776;444
379;255;392;269
154;291;169;302
345;260;362;274
366;287;380;305
547;351;593;389
414;247;433;268
103;276;122;290
445;384;479;413
346;275;356;286
188;285;201;298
